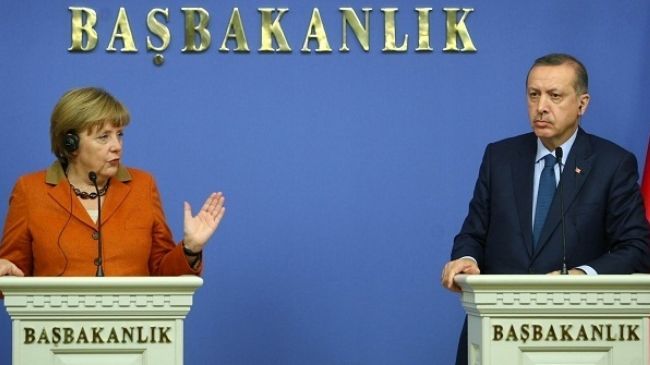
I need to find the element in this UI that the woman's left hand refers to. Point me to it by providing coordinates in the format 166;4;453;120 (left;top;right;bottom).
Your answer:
183;192;226;252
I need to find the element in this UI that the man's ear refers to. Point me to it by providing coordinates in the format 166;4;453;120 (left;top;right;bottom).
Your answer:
578;93;590;116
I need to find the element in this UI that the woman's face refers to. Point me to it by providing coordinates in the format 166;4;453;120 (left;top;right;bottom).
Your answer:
72;123;124;181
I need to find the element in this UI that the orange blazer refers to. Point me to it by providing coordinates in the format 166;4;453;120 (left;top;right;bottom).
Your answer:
0;161;201;276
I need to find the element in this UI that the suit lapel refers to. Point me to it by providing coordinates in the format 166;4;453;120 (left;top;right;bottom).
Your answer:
512;134;537;258
535;128;593;253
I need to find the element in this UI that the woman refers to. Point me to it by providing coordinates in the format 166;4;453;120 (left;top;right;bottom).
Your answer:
0;87;225;276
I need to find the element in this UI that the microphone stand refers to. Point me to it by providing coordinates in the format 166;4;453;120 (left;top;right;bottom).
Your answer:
89;172;105;277
555;148;568;275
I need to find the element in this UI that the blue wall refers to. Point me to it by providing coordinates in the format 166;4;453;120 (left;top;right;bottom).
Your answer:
1;1;649;364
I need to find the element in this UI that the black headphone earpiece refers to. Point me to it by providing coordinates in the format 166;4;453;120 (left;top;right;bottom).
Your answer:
63;131;79;154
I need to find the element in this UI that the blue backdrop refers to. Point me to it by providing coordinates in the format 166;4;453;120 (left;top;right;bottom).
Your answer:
1;1;649;364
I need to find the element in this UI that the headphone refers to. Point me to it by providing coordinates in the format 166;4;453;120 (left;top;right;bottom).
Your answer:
63;130;79;154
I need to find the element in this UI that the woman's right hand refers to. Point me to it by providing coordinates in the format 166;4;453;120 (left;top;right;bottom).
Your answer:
0;259;24;276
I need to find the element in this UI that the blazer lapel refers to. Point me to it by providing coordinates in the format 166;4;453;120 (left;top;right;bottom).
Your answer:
45;161;133;228
512;135;537;258
535;128;593;253
100;178;130;224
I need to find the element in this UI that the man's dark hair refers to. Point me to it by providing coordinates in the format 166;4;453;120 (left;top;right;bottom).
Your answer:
527;53;589;94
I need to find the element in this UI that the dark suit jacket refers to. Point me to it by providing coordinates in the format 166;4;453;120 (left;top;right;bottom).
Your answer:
452;128;650;274
0;161;201;276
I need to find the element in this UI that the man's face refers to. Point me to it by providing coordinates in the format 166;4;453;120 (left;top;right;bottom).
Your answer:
526;63;590;150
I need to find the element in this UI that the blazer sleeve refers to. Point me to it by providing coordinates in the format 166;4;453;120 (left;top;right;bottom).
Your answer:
146;177;202;276
451;144;492;267
586;151;650;273
0;177;34;275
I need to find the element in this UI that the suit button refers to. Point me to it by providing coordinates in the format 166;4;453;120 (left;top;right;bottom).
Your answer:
92;231;99;240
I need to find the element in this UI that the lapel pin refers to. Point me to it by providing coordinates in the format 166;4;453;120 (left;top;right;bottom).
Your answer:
575;167;582;174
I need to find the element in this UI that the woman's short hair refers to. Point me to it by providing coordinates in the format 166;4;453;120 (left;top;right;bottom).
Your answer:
50;87;130;162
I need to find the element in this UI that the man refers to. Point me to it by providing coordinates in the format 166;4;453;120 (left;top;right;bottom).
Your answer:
441;53;650;365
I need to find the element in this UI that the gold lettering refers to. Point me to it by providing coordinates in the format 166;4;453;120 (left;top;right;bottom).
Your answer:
591;324;603;341
483;322;640;344
576;325;588;341
415;8;433;51
532;325;543;341
92;327;105;344
146;8;170;52
159;327;172;343
137;326;149;343
107;7;137;52
37;328;49;344
381;8;407;52
122;327;134;343
442;8;476;52
52;328;61;344
107;328;120;344
258;8;291;52
561;325;573;341
68;7;98;51
519;324;530;343
77;327;89;344
618;324;625;341
339;8;371;52
606;324;616;341
544;325;557;341
220;8;250;52
301;8;332;53
63;328;74;344
24;328;35;344
492;325;503;341
181;8;211;53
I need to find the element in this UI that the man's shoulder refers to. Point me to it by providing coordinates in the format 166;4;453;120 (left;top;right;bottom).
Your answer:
581;131;633;158
490;132;535;147
483;132;536;157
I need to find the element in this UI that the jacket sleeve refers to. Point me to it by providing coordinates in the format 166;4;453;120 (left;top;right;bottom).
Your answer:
586;152;650;273
451;144;492;268
0;177;34;276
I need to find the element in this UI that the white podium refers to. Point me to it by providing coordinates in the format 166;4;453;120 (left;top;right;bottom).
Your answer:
0;276;203;365
455;275;650;365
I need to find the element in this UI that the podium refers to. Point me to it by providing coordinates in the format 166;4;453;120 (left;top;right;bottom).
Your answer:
0;276;203;365
455;275;650;365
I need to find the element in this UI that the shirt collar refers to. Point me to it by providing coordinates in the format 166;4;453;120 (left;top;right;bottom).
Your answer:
535;127;578;165
45;160;132;185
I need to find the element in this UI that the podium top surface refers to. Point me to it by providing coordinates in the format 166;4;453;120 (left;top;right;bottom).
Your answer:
0;276;203;293
455;274;650;292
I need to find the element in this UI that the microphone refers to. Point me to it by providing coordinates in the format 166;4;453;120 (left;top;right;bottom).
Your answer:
555;147;568;275
89;171;105;277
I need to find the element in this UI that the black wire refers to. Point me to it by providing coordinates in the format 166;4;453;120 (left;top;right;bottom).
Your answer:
55;182;73;276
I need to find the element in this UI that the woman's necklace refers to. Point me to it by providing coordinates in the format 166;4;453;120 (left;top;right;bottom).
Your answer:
70;180;110;200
